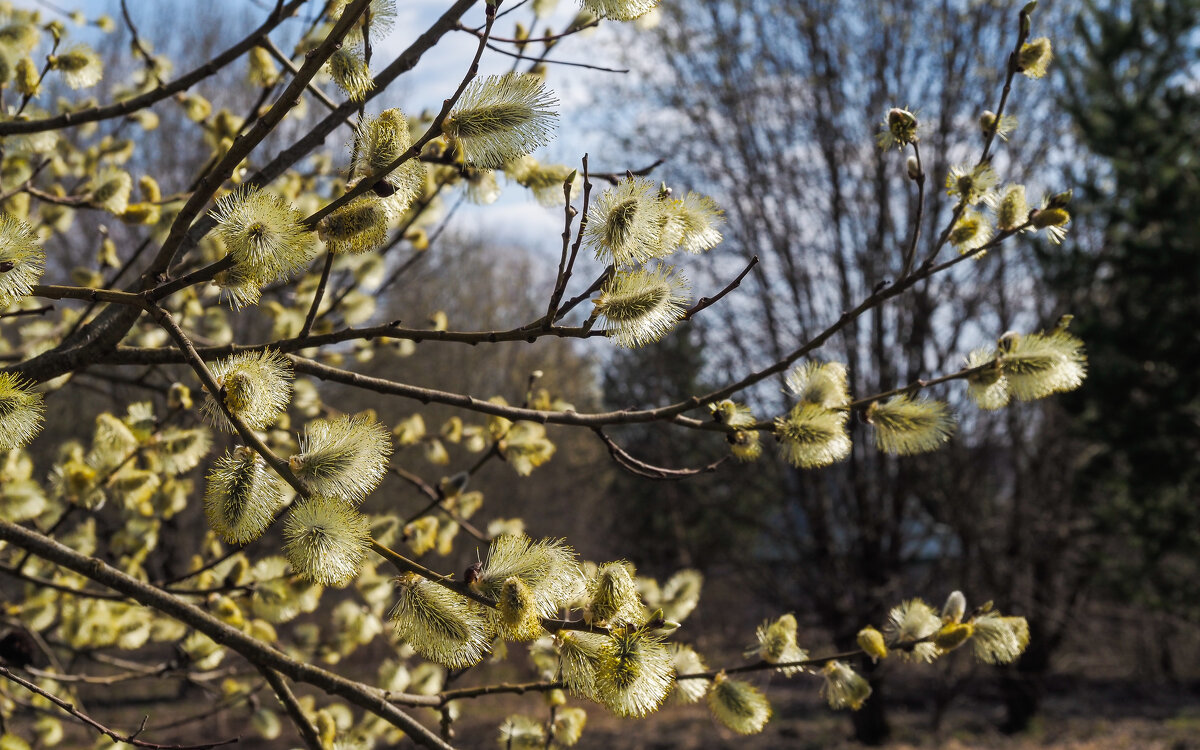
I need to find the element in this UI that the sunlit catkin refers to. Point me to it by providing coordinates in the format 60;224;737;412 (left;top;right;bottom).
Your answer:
857;626;888;661
317;196;390;254
970;612;1029;664
553;706;587;746
582;0;660;21
51;44;103;88
389;573;490;668
498;715;545;749
876;107;918;150
948;209;993;254
212;186;315;286
669;644;708;703
785;361;850;409
585;177;669;266
657;191;724;255
288;413;392;502
594;628;674;717
283;495;371;586
774;403;851;469
584;561;643;626
865;396;955;456
476;533;580;619
202;350;293;433
0;374;43;451
352;108;424;211
998;328;1086;401
204;447;283;544
0;214;45;310
156;427;212;476
820;661;871;710
706;673;771;735
883;598;941;662
557;631;606;701
593;266;690;348
498;576;544;641
750;614;808;675
991;184;1029;231
88;168;132;215
327;45;373;102
443;72;558;168
1017;37;1052;78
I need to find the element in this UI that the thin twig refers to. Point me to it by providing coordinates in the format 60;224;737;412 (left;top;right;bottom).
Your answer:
0;665;238;749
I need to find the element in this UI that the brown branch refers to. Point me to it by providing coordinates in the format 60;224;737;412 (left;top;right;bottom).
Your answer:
120;0;166;87
543;156;592;325
260;668;322;750
900;141;926;279
482;42;630;73
0;665;238;749
436;679;565;706
594;429;729;481
299;3;498;231
0;1;306;135
258;37;339;111
0;520;454;748
139;0;375;289
298;251;335;338
0;305;53;319
682;255;759;320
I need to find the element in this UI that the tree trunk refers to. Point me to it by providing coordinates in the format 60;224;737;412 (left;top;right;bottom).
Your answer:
852;666;890;745
1001;635;1053;734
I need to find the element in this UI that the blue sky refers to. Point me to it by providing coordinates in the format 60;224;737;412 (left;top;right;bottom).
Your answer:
16;0;649;252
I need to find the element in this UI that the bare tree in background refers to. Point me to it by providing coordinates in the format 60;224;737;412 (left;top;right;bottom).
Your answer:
0;1;1079;747
628;0;1090;741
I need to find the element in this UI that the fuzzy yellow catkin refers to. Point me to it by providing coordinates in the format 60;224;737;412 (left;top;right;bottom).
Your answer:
0;213;45;309
594;627;675;717
785;361;850;408
866;396;956;455
443;72;558;168
820;660;871;710
202;350;293;432
857;626;888;661
774;403;852;469
582;0;660;21
933;622;975;652
203;447;283;545
283;495;371;586
51;44;103;88
706;673;772;735
14;56;38;96
498;576;544;641
288;413;392;502
1018;37;1052;78
585;176;669;266
389;573;490;668
585;561;642;626
748;614;806;673
593;266;690;348
317;196;389;254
